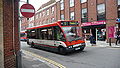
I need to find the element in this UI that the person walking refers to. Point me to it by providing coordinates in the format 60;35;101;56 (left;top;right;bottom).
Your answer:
115;34;120;45
89;35;96;46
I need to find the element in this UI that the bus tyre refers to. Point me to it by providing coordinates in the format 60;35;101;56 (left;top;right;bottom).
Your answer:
31;42;34;48
27;42;30;45
79;47;85;51
58;47;66;55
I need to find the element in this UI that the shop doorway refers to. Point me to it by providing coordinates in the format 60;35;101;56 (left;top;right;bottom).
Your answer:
82;26;106;41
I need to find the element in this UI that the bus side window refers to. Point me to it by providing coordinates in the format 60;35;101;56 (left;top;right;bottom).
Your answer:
48;27;53;40
38;29;42;39
36;29;39;39
27;30;31;38
41;28;48;40
30;29;36;39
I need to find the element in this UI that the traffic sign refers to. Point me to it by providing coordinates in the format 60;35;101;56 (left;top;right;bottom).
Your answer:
20;4;35;18
116;18;120;23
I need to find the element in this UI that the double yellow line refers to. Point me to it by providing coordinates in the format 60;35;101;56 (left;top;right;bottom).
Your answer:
22;50;66;68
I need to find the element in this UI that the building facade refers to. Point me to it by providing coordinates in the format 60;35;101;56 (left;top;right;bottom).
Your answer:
0;0;21;68
21;0;120;42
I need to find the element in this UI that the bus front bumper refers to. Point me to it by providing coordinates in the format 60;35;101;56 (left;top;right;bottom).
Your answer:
65;43;86;52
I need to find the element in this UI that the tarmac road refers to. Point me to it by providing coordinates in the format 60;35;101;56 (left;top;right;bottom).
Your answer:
21;41;120;68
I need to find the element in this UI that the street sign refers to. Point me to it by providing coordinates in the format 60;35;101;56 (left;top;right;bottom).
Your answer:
116;18;120;22
20;4;35;18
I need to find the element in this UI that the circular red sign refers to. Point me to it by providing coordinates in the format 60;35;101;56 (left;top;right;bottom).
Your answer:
20;4;35;18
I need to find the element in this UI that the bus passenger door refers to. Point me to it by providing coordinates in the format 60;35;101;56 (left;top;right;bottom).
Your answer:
53;26;65;47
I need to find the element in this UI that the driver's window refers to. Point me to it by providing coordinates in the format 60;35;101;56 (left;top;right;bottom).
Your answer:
54;26;65;41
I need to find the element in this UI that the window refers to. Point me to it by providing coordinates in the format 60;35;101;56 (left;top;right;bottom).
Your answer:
42;11;45;17
81;8;88;22
38;27;54;40
41;28;48;40
61;14;64;20
52;18;55;23
39;13;41;18
118;0;120;5
47;9;49;15
81;0;87;3
70;12;75;20
60;0;64;10
70;0;74;7
97;4;105;21
35;14;39;19
28;29;37;39
54;26;65;41
52;7;54;14
48;28;53;40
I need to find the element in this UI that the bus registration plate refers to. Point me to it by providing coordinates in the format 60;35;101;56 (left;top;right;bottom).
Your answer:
75;47;80;50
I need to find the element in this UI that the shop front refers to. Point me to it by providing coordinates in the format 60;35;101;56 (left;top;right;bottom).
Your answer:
81;20;106;41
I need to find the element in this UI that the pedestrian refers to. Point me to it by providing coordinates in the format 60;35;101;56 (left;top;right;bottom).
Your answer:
89;35;96;46
115;32;120;45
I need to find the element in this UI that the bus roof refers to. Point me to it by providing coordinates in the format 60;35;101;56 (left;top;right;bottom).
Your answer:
26;20;78;30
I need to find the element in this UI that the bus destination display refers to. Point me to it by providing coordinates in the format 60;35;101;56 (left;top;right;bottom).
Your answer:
61;21;79;26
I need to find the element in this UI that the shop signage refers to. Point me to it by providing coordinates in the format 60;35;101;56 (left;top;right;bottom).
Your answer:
108;26;115;38
81;20;106;27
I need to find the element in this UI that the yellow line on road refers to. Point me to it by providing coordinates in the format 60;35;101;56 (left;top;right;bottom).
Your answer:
22;50;66;68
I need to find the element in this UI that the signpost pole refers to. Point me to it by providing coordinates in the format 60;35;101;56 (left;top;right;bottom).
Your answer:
27;0;29;4
27;0;29;20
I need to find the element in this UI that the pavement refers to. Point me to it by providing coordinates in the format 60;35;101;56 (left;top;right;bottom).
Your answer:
21;49;66;68
22;41;120;68
22;52;52;68
85;40;120;48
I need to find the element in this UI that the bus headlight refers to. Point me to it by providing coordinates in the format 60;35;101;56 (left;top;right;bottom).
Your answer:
68;46;73;48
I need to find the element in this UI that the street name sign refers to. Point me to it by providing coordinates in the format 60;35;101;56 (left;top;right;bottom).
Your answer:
20;4;35;18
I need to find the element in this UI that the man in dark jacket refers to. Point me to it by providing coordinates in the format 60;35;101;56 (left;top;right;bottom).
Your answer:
89;35;96;46
116;31;120;45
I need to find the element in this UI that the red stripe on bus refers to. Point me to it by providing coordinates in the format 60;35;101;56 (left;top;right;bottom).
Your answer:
34;43;58;48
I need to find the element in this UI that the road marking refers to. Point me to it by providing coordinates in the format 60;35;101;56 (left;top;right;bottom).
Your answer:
22;50;66;68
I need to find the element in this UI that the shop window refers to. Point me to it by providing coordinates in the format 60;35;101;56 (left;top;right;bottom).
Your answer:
81;8;88;23
97;4;106;21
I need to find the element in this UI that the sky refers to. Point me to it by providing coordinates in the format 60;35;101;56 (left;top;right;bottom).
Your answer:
20;0;50;11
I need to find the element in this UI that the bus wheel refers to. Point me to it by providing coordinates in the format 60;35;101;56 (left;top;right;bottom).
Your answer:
31;42;34;48
79;47;85;51
58;47;66;55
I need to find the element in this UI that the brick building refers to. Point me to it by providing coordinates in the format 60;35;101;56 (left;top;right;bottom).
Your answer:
21;0;120;42
0;0;21;68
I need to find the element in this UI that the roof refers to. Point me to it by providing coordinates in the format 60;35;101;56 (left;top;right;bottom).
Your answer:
26;20;78;30
37;0;56;11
